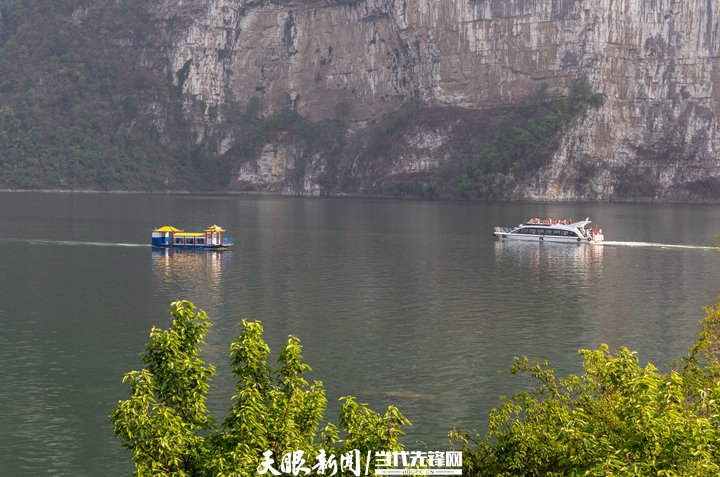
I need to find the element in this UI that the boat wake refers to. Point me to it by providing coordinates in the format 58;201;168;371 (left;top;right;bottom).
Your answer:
597;241;716;251
0;237;149;248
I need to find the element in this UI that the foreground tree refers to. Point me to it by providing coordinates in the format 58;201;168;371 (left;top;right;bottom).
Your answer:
111;301;409;477
110;300;215;475
451;302;720;476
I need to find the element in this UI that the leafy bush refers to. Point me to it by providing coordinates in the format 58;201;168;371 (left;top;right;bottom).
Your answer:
451;300;720;476
111;301;410;476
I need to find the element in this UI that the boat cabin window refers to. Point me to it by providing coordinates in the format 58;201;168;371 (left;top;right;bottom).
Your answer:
186;237;195;245
196;238;205;245
175;237;183;244
520;228;529;234
551;229;562;235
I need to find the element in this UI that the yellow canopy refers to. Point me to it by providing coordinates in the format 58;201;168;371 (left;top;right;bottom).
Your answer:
153;225;183;232
175;233;205;237
205;225;225;232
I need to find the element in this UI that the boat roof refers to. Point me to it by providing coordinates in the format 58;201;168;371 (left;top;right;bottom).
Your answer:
175;233;206;237
153;225;183;232
520;217;592;229
154;225;227;233
519;223;577;230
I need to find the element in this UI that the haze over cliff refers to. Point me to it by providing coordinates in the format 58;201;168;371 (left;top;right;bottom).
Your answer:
1;0;719;200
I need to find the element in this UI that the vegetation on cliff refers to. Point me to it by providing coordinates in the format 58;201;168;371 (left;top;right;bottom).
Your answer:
0;0;606;197
0;0;347;192
0;0;179;190
0;0;264;191
3;2;718;200
452;81;604;200
366;81;604;200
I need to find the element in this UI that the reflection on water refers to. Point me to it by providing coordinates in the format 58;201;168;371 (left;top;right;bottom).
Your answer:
150;247;233;404
494;241;604;284
151;248;231;308
495;240;603;268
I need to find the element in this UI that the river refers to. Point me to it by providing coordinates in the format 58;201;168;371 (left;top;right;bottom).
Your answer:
1;192;719;475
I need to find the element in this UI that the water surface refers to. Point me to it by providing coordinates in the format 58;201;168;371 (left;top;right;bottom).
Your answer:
0;193;719;476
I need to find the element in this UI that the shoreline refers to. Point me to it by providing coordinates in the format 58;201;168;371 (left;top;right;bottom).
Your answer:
0;189;718;204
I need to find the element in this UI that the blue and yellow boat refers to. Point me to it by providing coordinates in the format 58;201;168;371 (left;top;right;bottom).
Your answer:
151;225;233;249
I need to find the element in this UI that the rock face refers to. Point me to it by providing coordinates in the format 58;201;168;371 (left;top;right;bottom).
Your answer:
150;0;720;200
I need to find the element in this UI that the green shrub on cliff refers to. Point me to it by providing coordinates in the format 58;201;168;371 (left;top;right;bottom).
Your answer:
454;80;604;200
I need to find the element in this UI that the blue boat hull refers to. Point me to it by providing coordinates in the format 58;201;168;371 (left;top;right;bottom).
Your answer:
152;244;232;250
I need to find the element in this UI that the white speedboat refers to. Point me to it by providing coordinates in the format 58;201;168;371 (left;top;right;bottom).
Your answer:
494;217;604;243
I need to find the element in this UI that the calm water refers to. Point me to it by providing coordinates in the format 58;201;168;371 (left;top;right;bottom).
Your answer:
1;193;719;476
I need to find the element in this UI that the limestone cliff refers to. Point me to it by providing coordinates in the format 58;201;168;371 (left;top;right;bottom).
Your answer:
151;0;720;200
